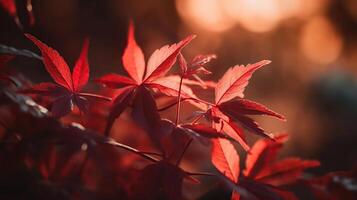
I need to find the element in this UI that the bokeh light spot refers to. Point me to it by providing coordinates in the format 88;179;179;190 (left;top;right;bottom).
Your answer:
176;0;235;32
300;16;343;65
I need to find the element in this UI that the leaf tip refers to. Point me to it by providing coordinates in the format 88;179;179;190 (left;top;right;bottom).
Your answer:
24;33;35;41
280;116;287;122
263;60;272;65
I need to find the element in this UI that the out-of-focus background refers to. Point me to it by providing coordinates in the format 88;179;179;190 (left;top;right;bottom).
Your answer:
1;0;357;193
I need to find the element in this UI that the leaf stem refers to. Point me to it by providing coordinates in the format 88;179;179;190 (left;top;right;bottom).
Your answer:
176;138;193;166
187;171;217;177
175;76;184;125
157;98;191;112
79;93;112;101
186;97;215;107
105;139;159;163
140;151;164;157
191;114;204;124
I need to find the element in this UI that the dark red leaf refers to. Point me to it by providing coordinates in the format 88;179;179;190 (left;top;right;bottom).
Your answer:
222;120;250;152
74;95;90;114
215;60;271;104
234;115;274;139
219;99;286;121
95;73;137;88
18;82;66;97
181;123;227;139
105;86;136;135
211;107;250;151
130;162;186;200
254;158;320;186
51;94;73;118
231;190;240;200
72;38;90;92
122;21;146;83
25;34;74;91
160;120;191;161
131;86;163;148
244;134;288;178
0;54;15;69
239;177;297;200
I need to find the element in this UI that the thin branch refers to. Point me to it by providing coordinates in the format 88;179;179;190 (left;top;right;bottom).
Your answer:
175;76;184;125
191;114;204;124
140;151;164;157
176;138;193;166
185;97;215;107
79;93;112;101
187;171;217;177
157;98;191;112
105;139;159;163
0;44;42;60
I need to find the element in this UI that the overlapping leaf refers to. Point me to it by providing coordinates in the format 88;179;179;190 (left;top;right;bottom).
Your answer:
177;53;216;88
212;138;240;183
202;60;285;156
130;162;189;200
21;34;110;117
229;135;320;200
215;60;270;104
95;22;196;135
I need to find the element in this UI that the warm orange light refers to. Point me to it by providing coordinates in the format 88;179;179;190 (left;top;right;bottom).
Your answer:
176;0;235;32
222;0;281;33
176;0;329;34
300;16;343;65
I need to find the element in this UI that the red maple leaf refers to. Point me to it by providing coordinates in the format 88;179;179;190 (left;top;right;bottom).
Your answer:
95;22;197;135
159;119;235;163
229;134;320;200
129;161;188;200
20;34;110;118
211;60;286;147
185;60;286;187
177;53;216;88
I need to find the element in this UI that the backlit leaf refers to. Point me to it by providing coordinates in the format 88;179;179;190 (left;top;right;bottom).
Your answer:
215;60;271;104
122;21;145;83
72;38;90;92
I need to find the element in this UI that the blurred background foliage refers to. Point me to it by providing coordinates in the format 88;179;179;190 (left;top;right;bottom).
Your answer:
1;0;356;188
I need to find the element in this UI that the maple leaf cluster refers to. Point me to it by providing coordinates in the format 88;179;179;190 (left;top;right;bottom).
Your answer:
0;19;356;200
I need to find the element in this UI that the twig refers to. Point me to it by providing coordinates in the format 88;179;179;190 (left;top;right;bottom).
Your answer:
105;139;159;163
79;93;112;101
187;171;217;177
175;76;184;125
176;138;193;166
